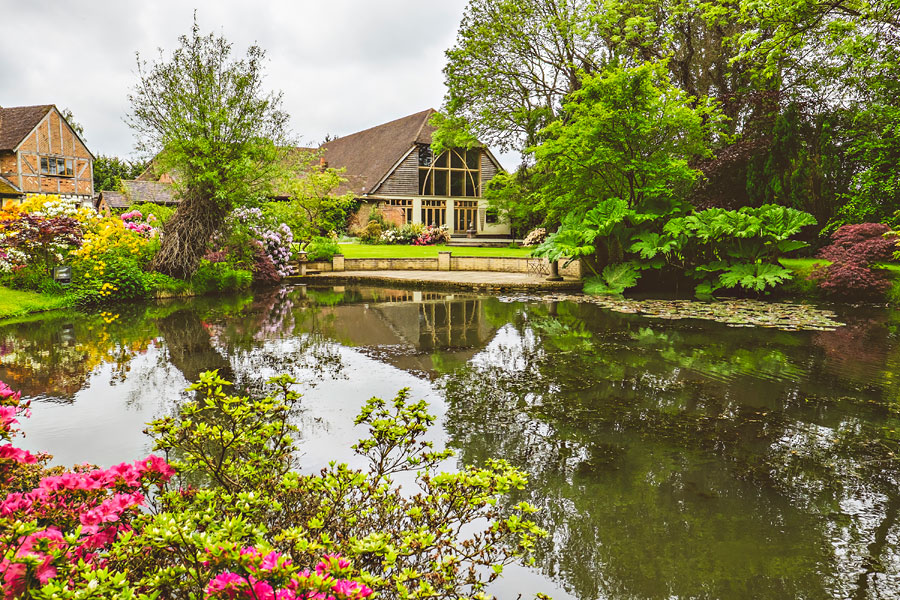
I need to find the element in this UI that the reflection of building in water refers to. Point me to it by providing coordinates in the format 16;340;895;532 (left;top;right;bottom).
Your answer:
318;290;497;377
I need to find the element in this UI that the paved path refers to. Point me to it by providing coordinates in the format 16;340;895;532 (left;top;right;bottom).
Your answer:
291;270;582;292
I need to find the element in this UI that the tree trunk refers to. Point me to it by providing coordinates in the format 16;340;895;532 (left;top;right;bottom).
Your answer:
150;190;228;279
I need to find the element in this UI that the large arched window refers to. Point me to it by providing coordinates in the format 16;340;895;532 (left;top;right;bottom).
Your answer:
418;145;480;197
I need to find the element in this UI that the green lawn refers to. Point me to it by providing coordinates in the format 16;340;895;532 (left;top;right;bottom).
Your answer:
336;244;533;259
0;286;73;319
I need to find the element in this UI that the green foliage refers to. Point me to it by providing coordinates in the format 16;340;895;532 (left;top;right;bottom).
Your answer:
716;262;794;292
128;202;176;224
92;155;147;193
129;18;292;278
136;371;546;599
439;0;601;152
304;236;340;262
583;263;642;295
533;62;721;224
190;260;253;295
482;171;545;238
268;150;358;240
69;246;158;306
745;105;850;227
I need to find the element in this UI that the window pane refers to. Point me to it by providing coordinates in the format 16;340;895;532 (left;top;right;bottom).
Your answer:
466;149;480;169
66;159;73;175
41;158;48;173
465;174;476;197
434;170;448;196
451;149;464;168
434;151;448;168
418;145;432;167
419;169;430;195
450;171;464;196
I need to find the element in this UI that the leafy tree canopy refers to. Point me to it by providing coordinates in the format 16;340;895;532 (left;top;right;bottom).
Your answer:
128;16;292;278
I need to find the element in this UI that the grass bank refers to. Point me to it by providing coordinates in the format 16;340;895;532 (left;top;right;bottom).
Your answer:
0;286;74;319
780;258;900;303
336;244;532;259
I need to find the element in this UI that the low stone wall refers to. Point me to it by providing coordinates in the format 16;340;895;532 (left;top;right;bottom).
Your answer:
307;253;581;278
449;256;582;278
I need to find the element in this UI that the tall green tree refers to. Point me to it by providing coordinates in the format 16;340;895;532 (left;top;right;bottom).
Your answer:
440;0;605;154
534;62;721;223
129;18;291;278
92;155;147;193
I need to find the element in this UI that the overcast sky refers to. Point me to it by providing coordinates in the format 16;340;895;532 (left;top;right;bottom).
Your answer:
0;0;515;168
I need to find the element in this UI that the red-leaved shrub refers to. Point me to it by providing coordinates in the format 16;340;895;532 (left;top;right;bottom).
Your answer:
819;223;896;264
813;223;897;299
251;241;281;284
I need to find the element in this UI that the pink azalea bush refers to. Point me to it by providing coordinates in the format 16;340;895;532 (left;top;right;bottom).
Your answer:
0;377;372;598
1;370;542;599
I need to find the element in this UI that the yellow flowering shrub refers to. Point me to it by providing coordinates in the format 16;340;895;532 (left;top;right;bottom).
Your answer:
69;216;158;304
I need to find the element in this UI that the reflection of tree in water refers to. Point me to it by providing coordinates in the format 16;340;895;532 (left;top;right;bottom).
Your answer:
200;287;346;393
0;307;160;401
157;309;235;384
441;300;900;600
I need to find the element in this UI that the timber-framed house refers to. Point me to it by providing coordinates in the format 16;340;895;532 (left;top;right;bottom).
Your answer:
0;105;94;207
321;109;509;236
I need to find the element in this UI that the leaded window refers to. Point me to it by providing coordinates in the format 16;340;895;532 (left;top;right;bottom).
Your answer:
418;146;480;197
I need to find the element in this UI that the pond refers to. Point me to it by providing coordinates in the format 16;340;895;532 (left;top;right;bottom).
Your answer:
5;284;900;599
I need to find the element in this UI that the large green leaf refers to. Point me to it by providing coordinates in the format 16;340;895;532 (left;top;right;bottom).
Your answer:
752;204;817;240
718;262;794;292
629;232;678;259
583;263;641;295
583;198;631;238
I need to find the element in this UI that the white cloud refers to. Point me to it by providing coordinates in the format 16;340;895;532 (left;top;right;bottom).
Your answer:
0;0;517;169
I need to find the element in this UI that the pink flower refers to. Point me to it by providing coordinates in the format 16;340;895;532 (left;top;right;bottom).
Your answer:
0;444;36;464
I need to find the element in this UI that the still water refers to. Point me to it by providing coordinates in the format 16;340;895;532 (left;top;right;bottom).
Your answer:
4;285;900;599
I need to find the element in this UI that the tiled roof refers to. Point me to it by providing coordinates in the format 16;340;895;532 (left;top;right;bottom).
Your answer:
0;105;54;151
98;190;130;209
320;109;437;195
122;180;180;205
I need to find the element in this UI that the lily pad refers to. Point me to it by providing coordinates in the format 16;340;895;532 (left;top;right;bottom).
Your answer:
499;294;846;331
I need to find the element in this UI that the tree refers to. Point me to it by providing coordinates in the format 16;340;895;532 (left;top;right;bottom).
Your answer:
92;155;148;193
440;0;605;154
128;18;291;278
534;62;721;222
266;150;358;240
60;107;85;140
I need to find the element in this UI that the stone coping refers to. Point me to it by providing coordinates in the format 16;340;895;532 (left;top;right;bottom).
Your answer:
289;270;582;293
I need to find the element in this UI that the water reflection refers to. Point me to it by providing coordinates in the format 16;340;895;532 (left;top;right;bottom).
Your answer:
2;286;899;599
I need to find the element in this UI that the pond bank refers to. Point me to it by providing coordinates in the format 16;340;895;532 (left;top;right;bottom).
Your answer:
0;286;73;319
291;270;583;292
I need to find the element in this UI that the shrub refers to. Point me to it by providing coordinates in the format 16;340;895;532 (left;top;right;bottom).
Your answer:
0;371;544;598
250;242;282;285
412;224;450;246
522;228;547;247
70;256;150;305
813;223;898;299
127;202;176;225
819;222;896;264
305;236;340;261
358;221;383;244
145;272;193;297
190;260;253;295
